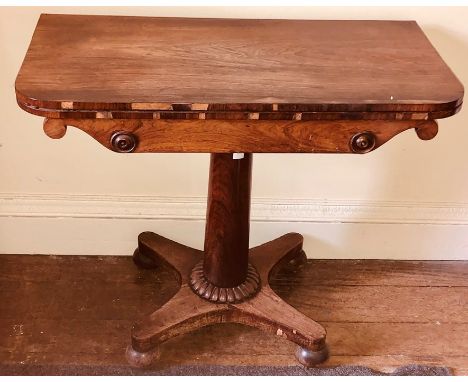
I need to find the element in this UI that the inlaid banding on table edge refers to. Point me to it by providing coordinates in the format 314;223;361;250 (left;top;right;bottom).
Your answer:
16;101;461;121
190;261;261;303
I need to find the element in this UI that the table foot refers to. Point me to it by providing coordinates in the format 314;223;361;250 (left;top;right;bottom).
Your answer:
128;231;327;368
295;345;329;367
288;249;308;268
125;344;160;368
133;231;202;280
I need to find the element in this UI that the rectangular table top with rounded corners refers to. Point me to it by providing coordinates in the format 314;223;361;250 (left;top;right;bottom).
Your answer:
16;14;463;122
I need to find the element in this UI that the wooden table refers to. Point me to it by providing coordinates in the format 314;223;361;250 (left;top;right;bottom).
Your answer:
16;14;463;368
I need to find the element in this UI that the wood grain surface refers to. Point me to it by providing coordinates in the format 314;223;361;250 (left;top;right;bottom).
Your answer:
1;255;467;374
16;14;464;120
203;154;252;287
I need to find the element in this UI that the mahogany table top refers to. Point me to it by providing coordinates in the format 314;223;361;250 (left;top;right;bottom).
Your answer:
16;14;463;122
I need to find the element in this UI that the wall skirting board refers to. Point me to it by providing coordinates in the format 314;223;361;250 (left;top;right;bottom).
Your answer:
1;193;467;259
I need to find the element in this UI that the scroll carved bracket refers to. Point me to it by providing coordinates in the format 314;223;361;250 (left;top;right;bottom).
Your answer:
415;120;439;140
43;118;67;139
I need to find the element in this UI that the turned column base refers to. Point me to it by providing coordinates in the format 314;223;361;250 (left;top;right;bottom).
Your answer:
126;231;328;368
189;261;261;303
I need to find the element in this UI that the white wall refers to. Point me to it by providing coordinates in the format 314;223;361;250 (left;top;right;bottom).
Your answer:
1;7;468;259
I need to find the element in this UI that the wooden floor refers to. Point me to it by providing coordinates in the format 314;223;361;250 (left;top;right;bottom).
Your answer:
0;254;467;375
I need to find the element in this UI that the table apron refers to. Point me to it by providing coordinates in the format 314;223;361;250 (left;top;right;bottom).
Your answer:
42;118;438;154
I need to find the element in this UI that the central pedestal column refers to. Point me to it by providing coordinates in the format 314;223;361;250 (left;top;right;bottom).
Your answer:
189;153;260;303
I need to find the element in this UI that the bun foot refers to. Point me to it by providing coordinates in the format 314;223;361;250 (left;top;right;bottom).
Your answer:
295;344;329;367
289;249;308;268
132;248;158;269
126;344;159;368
